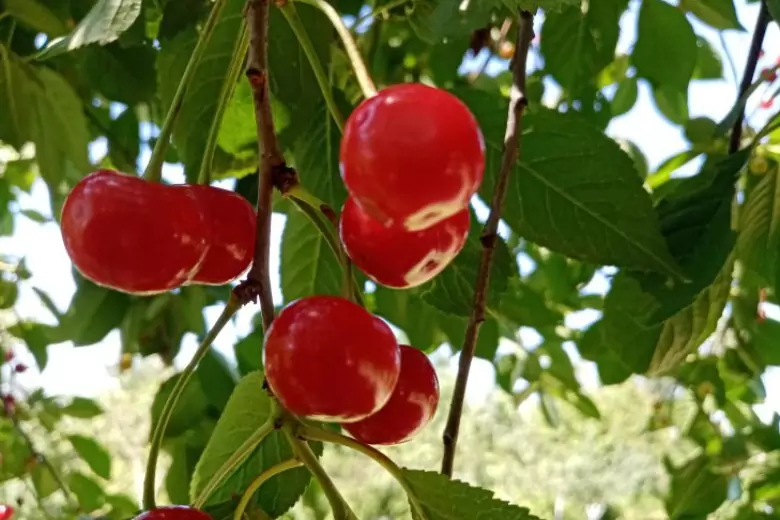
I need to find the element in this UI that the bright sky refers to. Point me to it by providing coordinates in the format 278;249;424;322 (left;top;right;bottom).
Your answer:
3;2;780;419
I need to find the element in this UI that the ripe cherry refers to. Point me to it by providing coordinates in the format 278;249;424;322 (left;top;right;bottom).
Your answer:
340;83;485;232
264;295;401;422
339;196;470;289
183;184;256;285
133;506;213;519
345;345;439;445
60;170;209;295
0;505;13;520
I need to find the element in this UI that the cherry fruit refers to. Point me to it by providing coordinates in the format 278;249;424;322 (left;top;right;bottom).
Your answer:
340;83;485;232
0;505;13;520
61;170;209;295
345;345;439;445
183;184;256;285
264;295;401;422
340;196;470;289
133;506;213;519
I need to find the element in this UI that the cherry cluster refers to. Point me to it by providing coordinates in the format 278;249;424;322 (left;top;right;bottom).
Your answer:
339;83;485;289
60;170;256;295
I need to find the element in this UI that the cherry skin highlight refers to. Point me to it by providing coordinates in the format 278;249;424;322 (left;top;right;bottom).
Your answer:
133;506;213;519
340;196;470;289
0;505;14;520
183;184;256;285
340;83;485;232
345;345;439;446
263;295;401;423
60;170;209;295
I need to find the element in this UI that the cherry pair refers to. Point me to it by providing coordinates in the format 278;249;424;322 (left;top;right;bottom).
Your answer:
339;83;485;289
264;295;440;446
60;170;256;295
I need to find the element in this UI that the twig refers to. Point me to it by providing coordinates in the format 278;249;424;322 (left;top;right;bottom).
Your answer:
9;414;77;510
728;0;770;154
718;32;739;88
440;9;535;478
240;0;290;329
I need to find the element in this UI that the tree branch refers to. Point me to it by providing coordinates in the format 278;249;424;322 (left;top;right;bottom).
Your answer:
440;9;535;478
728;0;770;154
239;0;294;329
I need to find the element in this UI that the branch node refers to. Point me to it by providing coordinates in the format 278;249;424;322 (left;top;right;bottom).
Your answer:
271;164;299;193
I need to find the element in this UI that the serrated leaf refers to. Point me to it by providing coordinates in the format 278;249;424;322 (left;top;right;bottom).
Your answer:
196;349;237;411
540;0;628;95
157;0;245;182
68;435;112;480
62;397;104;419
35;0;142;59
458;89;683;277
403;469;542;520
421;214;513;316
680;0;744;30
632;0;697;91
191;372;316;516
280;208;342;303
5;0;69;36
81;44;157;105
634;150;749;324
738;167;780;287
55;278;130;346
373;287;440;351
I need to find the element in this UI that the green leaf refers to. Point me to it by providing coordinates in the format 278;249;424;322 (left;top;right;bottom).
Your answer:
0;279;18;310
652;84;689;125
156;0;245;182
31;465;60;499
458;89;683;277
680;0;744;30
196;349;237;411
68;435;112;480
4;0;69;36
665;455;728;519
191;372;316;516
150;372;210;440
234;329;264;375
540;0;628;95
693;36;724;80
81;44;157;105
738;167;780;288
280;207;342;303
632;0;697;91
421;215;513;316
62;397;104;419
768;0;780;24
373;287;440;351
55;279;130;346
498;278;563;331
611;76;638;116
403;469;542;520
7;321;53;370
68;472;106;513
35;0;143;60
635;150;749;324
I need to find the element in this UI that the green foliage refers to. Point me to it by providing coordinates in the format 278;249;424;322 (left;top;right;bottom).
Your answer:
1;0;780;517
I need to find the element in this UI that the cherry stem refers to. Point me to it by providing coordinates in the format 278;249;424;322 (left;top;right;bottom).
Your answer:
232;458;303;520
293;0;378;98
278;2;345;132
728;0;770;154
245;0;286;331
143;0;229;183
197;21;250;185
440;9;535;478
285;185;364;305
282;424;359;520
191;402;279;509
299;424;427;519
142;295;240;511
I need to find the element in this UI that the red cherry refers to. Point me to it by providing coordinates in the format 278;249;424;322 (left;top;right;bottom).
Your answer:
345;345;439;445
183;185;256;285
340;83;485;232
133;506;213;519
60;170;209;295
339;196;470;289
760;68;778;82
264;295;401;422
0;505;14;520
